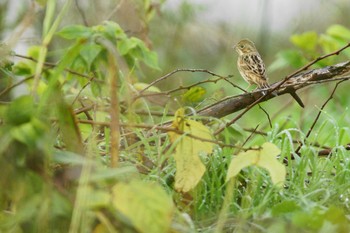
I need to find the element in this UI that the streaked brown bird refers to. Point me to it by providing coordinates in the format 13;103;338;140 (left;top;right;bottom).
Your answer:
234;39;304;108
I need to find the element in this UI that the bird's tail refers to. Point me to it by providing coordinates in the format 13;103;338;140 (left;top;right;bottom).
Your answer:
258;80;305;108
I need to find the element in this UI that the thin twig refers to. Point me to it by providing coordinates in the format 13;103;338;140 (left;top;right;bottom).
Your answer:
74;0;89;26
135;76;228;99
138;68;239;94
74;104;96;115
302;75;350;85
71;76;94;106
78;99;93;121
295;80;345;154
106;0;125;20
258;104;272;128
168;76;225;94
241;124;260;149
223;76;247;92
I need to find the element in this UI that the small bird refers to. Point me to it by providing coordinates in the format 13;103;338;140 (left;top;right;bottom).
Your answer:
234;39;304;107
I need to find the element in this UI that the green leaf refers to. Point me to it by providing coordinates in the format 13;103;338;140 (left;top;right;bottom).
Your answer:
91;81;102;96
271;200;301;216
269;50;306;71
5;95;35;125
290;31;318;51
226;142;286;187
140;49;160;70
80;43;102;69
84;186;111;209
120;37;160;70
326;24;350;40
112;180;174;233
12;61;35;76
51;191;72;217
319;34;346;54
55;90;84;154
117;38;139;55
291;206;349;231
182;86;206;103
57;25;93;40
101;21;126;39
10;118;46;147
27;46;41;59
323;206;350;232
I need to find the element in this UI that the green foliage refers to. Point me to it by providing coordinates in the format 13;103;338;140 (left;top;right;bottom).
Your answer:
1;1;350;231
57;22;159;71
270;24;350;71
182;86;206;104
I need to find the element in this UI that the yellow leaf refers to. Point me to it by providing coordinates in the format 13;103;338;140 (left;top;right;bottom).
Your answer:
112;180;174;233
168;108;214;192
256;143;286;186
226;142;286;187
226;150;259;179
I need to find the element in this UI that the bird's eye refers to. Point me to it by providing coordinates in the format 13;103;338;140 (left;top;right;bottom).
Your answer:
239;44;244;49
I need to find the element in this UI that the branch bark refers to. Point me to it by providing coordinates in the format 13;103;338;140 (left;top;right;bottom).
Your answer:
198;61;350;118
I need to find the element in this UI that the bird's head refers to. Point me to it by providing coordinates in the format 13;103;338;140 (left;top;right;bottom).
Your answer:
233;39;257;55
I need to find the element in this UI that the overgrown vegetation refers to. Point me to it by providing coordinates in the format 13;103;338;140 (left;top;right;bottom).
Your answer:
0;1;350;233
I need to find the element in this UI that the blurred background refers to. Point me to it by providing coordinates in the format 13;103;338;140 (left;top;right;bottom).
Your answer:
2;0;350;125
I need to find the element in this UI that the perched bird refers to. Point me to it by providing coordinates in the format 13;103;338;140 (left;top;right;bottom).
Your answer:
234;39;304;108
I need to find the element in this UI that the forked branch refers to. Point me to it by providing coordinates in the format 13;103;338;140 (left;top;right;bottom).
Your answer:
197;60;350;120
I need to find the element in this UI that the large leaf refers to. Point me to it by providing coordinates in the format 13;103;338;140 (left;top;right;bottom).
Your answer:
79;43;102;69
168;108;214;192
326;24;350;40
290;31;318;51
112;180;174;233
57;25;93;40
226;142;286;187
118;37;160;70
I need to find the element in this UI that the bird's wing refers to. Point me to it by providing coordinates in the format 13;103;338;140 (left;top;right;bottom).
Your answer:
241;53;267;81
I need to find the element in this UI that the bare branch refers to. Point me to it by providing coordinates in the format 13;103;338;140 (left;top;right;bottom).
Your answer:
258;105;272;128
196;60;350;134
211;42;350;134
